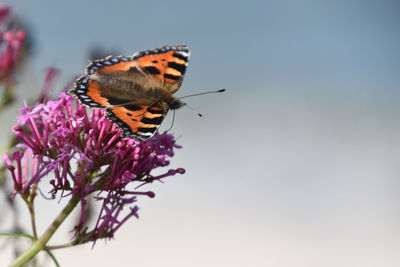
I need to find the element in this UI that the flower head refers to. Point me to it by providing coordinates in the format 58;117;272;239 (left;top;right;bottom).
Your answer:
0;4;26;84
5;92;184;243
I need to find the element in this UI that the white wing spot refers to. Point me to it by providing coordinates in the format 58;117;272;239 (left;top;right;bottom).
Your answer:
179;51;189;58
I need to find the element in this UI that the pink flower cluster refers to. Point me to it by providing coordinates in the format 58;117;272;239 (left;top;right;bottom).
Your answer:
0;4;26;83
3;92;184;242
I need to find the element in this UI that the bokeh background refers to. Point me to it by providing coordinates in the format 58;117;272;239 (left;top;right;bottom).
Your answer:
1;0;400;266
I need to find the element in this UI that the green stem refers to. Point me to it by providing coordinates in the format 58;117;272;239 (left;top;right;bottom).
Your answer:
47;239;88;250
27;200;38;239
0;232;34;240
9;196;80;267
28;184;39;239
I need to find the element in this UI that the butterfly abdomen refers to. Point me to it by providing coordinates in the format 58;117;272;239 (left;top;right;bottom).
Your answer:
96;75;143;92
92;75;167;101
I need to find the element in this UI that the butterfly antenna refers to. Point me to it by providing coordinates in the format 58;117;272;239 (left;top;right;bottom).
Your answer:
178;89;226;99
183;103;203;117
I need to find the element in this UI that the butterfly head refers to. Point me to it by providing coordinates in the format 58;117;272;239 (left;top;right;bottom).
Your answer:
167;97;185;110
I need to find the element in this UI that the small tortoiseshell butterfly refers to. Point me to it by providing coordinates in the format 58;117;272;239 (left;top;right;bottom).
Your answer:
68;45;190;141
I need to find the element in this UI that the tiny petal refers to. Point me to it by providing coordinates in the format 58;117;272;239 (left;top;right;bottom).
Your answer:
2;154;14;171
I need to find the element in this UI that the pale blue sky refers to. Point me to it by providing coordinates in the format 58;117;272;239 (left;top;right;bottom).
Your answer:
7;0;400;99
2;1;400;266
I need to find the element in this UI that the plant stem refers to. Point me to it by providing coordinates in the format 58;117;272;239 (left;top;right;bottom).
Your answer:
47;239;88;250
27;183;39;239
27;199;38;239
9;196;80;267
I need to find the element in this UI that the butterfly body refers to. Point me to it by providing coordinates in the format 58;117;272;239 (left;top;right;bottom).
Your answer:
68;45;190;141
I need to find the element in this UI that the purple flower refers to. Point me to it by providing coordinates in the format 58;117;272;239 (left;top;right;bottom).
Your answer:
0;5;10;26
0;4;26;84
4;92;185;243
38;68;60;102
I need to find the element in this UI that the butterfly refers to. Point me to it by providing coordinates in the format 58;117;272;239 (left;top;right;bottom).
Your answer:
68;45;190;141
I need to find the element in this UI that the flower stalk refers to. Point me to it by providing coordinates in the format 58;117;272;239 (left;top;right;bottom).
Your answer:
10;196;80;267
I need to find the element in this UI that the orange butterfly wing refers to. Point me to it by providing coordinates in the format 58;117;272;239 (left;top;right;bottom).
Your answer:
105;104;166;141
132;45;190;93
68;45;190;141
69;56;137;108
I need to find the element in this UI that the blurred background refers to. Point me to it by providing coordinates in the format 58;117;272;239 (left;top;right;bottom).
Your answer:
1;0;400;266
